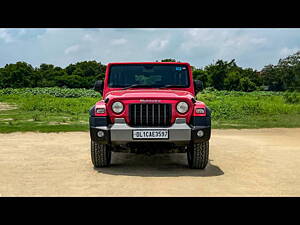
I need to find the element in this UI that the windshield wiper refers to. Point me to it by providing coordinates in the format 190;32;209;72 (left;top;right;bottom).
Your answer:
159;85;186;89
122;84;153;90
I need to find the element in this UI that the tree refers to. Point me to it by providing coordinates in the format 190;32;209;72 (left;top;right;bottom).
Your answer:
205;60;238;90
260;51;300;91
192;68;208;88
260;64;284;91
160;58;177;62
242;68;261;87
65;61;106;77
224;71;241;90
0;62;36;88
277;51;300;91
54;75;84;88
35;64;67;87
0;68;4;88
0;52;298;91
64;61;106;87
239;77;257;92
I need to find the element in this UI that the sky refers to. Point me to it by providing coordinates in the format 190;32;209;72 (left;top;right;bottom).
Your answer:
0;28;299;70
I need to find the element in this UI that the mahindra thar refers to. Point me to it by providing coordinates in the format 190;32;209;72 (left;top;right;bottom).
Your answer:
89;62;211;169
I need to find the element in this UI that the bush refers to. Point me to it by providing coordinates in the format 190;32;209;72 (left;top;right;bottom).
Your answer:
239;77;257;92
0;87;100;98
203;87;217;93
283;91;300;104
197;90;300;121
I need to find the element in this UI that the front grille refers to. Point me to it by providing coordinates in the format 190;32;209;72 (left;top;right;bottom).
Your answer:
129;103;172;127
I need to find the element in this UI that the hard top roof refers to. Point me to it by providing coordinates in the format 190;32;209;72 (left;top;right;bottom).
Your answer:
107;62;190;66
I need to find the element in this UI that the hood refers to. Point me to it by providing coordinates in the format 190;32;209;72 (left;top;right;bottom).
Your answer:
105;89;194;101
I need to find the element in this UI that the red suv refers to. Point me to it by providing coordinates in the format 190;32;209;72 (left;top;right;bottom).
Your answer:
89;62;211;169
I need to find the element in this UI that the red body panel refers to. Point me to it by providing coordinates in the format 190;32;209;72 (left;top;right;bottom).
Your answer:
94;62;207;123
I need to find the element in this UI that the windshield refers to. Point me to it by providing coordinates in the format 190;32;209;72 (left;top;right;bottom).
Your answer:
108;64;190;88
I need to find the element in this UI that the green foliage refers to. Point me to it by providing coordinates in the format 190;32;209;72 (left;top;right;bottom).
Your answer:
224;71;240;90
16;95;98;115
260;64;284;91
206;59;232;90
54;75;85;88
193;59;259;91
0;60;106;89
1;88;300;132
283;91;300;104
197;89;300;123
0;87;100;98
260;51;300;91
0;51;300;92
192;68;208;88
65;61;106;77
0;88;300;132
35;64;67;87
0;88;102;133
239;77;257;92
0;62;36;88
160;58;177;62
191;51;300;92
32;113;41;121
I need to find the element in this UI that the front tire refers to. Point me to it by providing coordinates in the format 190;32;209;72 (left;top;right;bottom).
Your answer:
187;141;209;169
91;140;111;167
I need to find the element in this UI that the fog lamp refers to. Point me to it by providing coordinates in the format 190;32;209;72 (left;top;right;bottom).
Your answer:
197;130;204;137
97;131;105;138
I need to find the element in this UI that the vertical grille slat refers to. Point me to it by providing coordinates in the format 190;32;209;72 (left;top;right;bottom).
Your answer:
146;104;148;126
152;104;154;125
134;104;136;125
158;104;160;125
140;104;143;126
129;103;171;127
164;104;166;125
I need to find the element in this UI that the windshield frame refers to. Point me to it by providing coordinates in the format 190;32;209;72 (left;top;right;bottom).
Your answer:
107;63;191;89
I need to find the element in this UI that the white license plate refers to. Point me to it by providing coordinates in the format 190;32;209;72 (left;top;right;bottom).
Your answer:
132;130;169;139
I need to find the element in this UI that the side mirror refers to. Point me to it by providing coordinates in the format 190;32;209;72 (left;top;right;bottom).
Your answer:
194;80;203;93
94;80;104;95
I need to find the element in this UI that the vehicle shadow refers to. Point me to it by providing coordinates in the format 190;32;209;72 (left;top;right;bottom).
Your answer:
94;152;224;177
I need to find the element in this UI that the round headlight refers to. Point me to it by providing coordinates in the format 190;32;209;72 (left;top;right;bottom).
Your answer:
176;101;189;114
112;101;124;114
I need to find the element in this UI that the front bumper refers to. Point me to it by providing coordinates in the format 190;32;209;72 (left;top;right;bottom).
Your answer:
90;117;211;146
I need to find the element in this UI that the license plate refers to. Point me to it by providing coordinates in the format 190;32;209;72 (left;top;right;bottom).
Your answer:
132;129;169;139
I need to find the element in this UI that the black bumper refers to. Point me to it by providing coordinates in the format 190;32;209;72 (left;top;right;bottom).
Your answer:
190;126;211;143
89;116;110;144
90;127;110;144
189;114;211;143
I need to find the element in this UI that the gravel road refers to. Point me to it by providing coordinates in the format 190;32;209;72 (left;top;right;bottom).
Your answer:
0;128;299;196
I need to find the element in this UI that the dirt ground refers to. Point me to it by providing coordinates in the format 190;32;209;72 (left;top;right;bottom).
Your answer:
0;128;299;197
0;102;17;111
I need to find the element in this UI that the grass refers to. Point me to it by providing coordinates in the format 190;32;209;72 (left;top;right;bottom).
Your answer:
197;90;300;129
0;88;299;133
0;90;99;133
0;108;91;133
